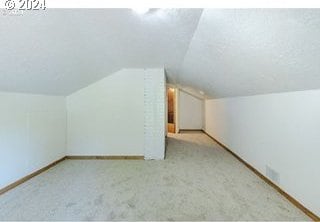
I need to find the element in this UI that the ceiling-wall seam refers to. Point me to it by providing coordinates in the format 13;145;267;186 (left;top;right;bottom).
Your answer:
175;9;205;85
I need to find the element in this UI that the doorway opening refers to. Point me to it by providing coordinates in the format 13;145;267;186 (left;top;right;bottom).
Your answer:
167;87;176;133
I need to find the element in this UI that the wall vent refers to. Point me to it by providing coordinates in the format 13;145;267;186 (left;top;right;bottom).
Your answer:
266;165;280;184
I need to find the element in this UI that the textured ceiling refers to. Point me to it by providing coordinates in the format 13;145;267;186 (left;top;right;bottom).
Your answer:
0;9;202;95
178;9;320;98
1;9;320;97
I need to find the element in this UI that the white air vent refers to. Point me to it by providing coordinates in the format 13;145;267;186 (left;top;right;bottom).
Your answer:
266;165;280;184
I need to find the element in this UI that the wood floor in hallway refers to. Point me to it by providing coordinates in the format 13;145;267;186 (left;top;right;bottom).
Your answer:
0;132;310;221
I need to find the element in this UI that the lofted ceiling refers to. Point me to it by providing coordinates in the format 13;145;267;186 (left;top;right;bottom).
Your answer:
0;9;202;95
1;9;320;98
179;9;320;98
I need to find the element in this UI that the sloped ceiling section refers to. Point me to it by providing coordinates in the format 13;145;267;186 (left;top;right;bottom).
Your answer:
1;9;320;97
177;9;320;98
0;9;202;95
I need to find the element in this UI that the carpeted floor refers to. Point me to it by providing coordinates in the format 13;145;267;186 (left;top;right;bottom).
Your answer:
0;132;310;221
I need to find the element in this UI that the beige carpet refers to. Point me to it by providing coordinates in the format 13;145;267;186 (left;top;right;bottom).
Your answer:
0;132;310;221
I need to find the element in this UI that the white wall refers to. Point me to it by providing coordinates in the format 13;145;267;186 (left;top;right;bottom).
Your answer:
0;68;166;189
144;69;166;160
0;92;66;189
67;68;165;158
205;89;320;216
67;69;146;156
179;90;204;130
